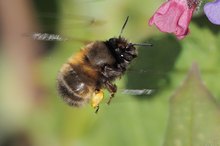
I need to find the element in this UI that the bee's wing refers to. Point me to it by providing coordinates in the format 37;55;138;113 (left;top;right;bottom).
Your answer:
21;12;106;44
36;12;106;31
116;69;161;96
110;65;171;101
22;32;92;45
100;88;156;105
118;88;155;96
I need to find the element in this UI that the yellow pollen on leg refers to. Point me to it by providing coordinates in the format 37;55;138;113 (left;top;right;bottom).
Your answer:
91;90;104;108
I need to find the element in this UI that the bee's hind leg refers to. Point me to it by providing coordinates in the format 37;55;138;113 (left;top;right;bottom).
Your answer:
91;89;104;113
95;105;99;114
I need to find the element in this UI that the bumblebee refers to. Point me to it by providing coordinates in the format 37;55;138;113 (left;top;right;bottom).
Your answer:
57;17;152;113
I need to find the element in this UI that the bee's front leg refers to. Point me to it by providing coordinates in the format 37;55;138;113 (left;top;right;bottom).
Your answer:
102;65;122;78
100;65;120;105
104;80;117;105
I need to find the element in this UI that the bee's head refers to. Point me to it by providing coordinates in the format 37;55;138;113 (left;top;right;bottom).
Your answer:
106;37;137;62
105;16;152;68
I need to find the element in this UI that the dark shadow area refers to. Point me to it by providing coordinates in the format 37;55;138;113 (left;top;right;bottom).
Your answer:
33;0;61;55
192;14;220;35
125;35;182;99
0;132;32;146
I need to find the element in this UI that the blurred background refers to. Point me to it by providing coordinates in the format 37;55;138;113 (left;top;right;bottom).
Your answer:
0;0;220;146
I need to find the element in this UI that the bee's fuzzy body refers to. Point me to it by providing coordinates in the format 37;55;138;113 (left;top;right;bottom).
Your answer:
57;37;137;108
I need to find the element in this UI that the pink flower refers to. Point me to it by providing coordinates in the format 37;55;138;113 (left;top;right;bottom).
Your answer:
149;0;199;39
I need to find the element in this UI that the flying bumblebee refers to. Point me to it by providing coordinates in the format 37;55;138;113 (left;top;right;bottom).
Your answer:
57;16;152;113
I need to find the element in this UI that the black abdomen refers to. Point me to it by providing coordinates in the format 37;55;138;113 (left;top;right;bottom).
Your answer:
57;64;94;107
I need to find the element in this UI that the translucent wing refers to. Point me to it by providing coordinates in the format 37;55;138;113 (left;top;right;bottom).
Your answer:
119;89;155;96
22;32;92;44
35;12;106;32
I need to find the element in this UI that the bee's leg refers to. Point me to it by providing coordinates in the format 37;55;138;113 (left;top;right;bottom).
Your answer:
95;105;99;114
102;65;122;78
91;89;104;113
104;81;117;105
100;65;120;105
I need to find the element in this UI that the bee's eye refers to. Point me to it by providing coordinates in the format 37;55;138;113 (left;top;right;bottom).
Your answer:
115;48;120;52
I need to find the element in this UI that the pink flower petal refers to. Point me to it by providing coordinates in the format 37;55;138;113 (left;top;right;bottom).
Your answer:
149;1;171;26
149;0;197;39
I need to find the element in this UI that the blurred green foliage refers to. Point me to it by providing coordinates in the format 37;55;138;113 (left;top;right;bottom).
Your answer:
1;0;220;146
164;64;220;146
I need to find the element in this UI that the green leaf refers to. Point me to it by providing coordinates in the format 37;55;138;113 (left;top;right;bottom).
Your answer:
163;63;220;146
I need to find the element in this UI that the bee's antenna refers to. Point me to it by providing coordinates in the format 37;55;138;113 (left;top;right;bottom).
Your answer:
119;16;129;37
133;43;153;47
